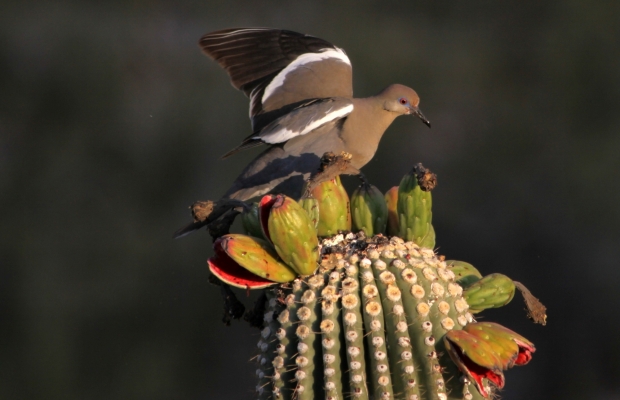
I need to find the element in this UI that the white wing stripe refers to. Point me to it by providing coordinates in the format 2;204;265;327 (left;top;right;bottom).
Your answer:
258;103;354;144
261;48;351;103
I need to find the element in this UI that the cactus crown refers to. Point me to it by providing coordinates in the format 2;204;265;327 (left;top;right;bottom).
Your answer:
198;153;545;400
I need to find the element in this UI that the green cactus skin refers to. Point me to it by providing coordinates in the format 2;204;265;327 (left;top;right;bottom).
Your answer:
382;241;467;400
341;257;370;400
254;235;501;400
272;280;304;399
267;195;320;276
257;291;281;400
311;176;352;237
462;274;516;313
366;251;419;400
385;186;400;237
242;202;267;240
320;270;344;400
293;275;324;400
397;167;433;245
446;260;483;287
351;183;388;237
298;197;319;230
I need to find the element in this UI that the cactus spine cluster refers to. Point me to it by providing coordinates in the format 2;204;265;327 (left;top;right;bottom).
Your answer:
204;158;544;400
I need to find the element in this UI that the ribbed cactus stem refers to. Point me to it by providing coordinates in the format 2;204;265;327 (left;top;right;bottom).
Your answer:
273;280;304;399
257;292;280;399
382;240;480;400
244;229;534;400
358;255;394;400
369;244;421;400
320;268;344;400
342;255;369;400
294;275;324;400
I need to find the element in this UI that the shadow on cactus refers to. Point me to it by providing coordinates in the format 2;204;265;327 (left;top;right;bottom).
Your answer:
200;153;546;400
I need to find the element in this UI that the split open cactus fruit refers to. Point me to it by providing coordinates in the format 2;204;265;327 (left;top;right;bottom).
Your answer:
208;234;296;288
205;164;543;399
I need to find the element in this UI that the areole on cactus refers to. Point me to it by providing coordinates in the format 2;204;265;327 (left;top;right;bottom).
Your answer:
200;154;545;400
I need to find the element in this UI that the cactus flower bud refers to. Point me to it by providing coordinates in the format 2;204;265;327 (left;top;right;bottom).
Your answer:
350;183;388;237
311;176;351;237
264;195;320;276
397;164;435;246
208;234;296;288
462;273;516;313
464;322;536;368
444;330;505;398
384;186;399;236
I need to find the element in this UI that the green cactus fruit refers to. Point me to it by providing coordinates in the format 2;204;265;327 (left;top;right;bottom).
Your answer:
298;197;319;230
463;322;536;367
444;329;505;398
311;176;351;236
215;234;297;284
267;195;320;276
447;260;483;287
397;164;435;246
208;237;279;289
419;223;436;249
241;202;266;239
350;182;388;236
462;273;516;313
384;186;399;236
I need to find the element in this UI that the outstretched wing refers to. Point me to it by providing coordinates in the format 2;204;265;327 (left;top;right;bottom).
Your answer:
222;98;353;159
199;28;353;117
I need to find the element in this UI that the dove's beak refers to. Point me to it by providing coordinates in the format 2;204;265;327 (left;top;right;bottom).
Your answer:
410;106;431;128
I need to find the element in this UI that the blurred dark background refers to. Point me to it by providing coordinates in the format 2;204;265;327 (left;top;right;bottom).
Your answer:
1;0;619;399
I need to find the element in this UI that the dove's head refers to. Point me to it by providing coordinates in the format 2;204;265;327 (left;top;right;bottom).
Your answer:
379;84;430;128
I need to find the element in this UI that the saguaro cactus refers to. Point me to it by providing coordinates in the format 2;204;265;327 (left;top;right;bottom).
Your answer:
199;160;545;400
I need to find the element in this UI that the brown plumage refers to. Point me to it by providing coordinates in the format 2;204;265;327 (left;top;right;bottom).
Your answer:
174;28;430;238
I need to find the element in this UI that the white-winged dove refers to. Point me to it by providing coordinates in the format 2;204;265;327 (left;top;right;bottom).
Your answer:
175;28;430;237
202;27;430;199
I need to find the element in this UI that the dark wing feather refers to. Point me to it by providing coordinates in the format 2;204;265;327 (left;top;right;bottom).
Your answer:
199;28;353;116
220;98;353;158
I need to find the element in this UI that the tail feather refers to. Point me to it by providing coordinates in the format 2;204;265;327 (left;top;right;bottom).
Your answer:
173;220;207;239
221;139;264;159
